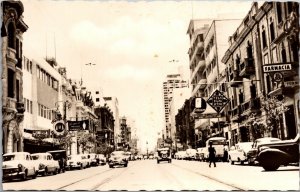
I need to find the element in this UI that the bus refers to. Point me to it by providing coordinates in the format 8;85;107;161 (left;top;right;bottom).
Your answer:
205;137;227;161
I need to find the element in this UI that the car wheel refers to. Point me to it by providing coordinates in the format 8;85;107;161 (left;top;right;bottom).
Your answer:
262;162;280;171
32;168;37;179
124;163;128;167
229;157;234;165
241;161;244;165
157;160;160;164
109;165;114;168
80;164;83;170
53;168;58;175
248;159;254;165
42;167;48;176
21;169;28;181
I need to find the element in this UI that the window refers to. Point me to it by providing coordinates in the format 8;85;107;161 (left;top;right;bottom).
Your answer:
7;22;16;49
281;47;287;62
29;61;32;74
30;101;33;114
276;3;282;23
7;68;14;98
262;26;267;48
270;18;275;42
96;98;100;102
96;91;99;94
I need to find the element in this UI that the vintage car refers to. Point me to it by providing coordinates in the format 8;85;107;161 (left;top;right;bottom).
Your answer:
82;154;92;167
66;154;89;170
47;150;67;173
98;154;107;165
247;137;281;165
175;151;187;160
108;151;128;168
3;152;37;181
196;147;207;161
257;134;299;171
186;149;197;161
228;142;253;165
88;153;100;166
157;147;171;164
31;152;60;176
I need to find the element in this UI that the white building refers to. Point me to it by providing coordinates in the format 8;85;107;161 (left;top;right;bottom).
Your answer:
162;72;189;139
103;97;120;144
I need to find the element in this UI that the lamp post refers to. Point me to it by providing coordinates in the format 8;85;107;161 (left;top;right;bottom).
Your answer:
195;129;198;149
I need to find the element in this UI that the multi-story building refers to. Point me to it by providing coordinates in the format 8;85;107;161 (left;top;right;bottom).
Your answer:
221;2;299;145
2;0;28;153
169;87;191;149
186;18;242;147
162;73;189;139
103;97;120;146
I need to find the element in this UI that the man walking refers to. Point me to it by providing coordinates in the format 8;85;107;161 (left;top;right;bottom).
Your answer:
208;141;216;167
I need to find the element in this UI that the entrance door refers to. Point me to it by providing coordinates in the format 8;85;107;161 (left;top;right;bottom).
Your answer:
285;105;297;139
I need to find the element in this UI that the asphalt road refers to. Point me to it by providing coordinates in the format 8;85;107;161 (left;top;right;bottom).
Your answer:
2;159;299;191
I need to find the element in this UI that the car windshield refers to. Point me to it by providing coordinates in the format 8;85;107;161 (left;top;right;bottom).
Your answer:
31;154;47;160
3;154;21;161
68;155;79;160
111;151;125;156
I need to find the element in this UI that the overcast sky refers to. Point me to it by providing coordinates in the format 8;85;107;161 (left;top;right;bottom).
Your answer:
22;0;258;152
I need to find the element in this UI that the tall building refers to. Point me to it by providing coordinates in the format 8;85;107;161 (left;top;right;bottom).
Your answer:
162;73;188;139
2;0;28;153
103;97;120;146
169;87;191;149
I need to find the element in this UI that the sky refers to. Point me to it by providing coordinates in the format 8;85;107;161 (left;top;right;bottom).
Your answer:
21;0;258;153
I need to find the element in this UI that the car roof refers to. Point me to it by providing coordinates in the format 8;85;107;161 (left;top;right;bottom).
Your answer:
4;152;30;156
31;153;51;156
256;137;281;142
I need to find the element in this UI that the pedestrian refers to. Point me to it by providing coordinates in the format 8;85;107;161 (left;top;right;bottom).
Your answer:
208;141;216;167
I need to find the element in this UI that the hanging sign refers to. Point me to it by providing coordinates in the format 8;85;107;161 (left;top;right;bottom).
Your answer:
53;120;66;137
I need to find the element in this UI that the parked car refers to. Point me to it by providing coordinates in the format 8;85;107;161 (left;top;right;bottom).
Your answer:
186;149;197;160
31;153;60;176
148;154;155;159
82;154;92;167
228;142;253;165
88;153;100;166
47;150;67;173
98;154;106;165
176;151;187;160
108;151;128;168
136;155;142;160
157;147;171;164
257;134;299;171
196;147;206;161
3;152;37;181
247;137;281;165
66;154;89;170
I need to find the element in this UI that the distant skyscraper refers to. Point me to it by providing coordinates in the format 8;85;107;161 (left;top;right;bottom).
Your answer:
162;73;188;139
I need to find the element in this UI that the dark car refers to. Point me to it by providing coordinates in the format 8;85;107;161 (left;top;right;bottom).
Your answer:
157;147;171;164
108;151;128;168
246;137;281;165
257;134;299;171
47;150;67;173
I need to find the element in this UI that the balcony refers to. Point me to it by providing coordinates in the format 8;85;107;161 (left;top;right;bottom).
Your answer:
268;81;299;97
239;58;255;77
240;98;261;116
4;97;17;112
230;70;243;87
16;102;25;114
6;47;17;64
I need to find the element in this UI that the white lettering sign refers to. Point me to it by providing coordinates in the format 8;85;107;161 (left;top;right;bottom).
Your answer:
263;64;292;72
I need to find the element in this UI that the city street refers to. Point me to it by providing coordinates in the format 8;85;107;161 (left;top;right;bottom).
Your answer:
3;160;298;191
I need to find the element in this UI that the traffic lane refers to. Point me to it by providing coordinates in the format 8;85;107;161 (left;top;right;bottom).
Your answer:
173;160;299;190
97;159;237;191
2;165;110;190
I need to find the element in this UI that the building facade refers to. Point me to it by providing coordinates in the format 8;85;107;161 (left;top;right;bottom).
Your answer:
2;0;28;154
162;73;189;140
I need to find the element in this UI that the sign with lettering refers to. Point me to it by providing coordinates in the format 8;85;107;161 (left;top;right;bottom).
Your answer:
68;120;89;131
206;90;229;114
263;63;292;73
32;130;50;139
191;97;207;113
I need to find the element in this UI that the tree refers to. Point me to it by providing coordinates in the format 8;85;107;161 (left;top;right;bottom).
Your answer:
54;132;75;150
261;96;289;138
77;131;96;153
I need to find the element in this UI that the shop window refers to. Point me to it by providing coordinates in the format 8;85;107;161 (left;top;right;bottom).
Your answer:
266;75;272;94
246;41;253;58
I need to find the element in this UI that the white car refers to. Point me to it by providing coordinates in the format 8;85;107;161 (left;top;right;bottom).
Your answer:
31;153;60;176
186;149;197;160
228;142;253;165
3;152;37;181
176;151;187;160
66;154;89;170
98;154;107;165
